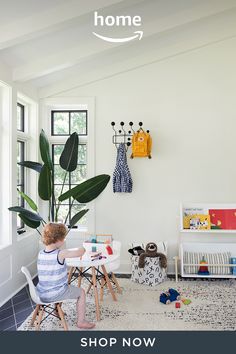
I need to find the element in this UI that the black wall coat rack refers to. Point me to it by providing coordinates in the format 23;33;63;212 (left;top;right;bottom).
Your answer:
111;121;150;150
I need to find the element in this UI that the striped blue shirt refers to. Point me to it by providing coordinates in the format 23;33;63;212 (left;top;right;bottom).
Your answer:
36;249;68;302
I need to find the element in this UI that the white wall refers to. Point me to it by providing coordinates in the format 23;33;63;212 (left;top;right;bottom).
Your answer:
55;37;236;273
0;59;39;306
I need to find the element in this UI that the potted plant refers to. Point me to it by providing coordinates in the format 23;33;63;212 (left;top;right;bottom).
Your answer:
9;129;110;235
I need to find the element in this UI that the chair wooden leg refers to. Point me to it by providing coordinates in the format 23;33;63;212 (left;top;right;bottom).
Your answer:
100;277;105;301
35;306;44;331
68;267;74;283
78;267;83;287
57;303;68;331
30;304;40;326
92;267;100;321
87;282;93;294
101;265;117;301
111;272;122;294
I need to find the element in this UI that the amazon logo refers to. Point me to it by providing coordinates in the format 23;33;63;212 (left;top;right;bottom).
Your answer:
93;11;143;43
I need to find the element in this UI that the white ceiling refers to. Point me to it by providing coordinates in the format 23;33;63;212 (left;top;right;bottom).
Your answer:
0;0;236;97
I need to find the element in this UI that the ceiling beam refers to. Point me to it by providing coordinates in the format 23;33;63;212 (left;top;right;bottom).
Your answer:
13;1;236;83
0;0;124;50
38;8;236;98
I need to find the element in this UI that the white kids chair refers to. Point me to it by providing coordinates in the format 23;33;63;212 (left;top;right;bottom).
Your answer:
21;266;68;331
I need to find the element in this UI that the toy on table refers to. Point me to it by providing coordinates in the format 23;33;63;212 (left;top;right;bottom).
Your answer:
92;255;107;261
160;288;181;304
198;256;209;275
106;245;113;255
138;242;167;269
175;302;181;308
91;252;102;258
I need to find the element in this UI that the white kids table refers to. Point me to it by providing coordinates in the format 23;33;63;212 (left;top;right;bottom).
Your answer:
66;252;120;321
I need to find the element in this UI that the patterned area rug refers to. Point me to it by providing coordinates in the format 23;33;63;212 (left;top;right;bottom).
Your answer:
18;278;236;331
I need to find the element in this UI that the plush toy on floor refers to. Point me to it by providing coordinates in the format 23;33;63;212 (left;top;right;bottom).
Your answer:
128;246;145;256
138;242;167;268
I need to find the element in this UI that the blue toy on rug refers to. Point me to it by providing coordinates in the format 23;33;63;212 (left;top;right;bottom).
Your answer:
160;288;181;304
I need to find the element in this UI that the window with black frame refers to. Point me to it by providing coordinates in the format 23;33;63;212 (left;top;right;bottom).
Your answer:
52;143;87;225
51;110;88;226
17;140;25;230
51;110;87;136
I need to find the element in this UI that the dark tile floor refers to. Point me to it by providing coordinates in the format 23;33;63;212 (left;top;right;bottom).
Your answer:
0;277;38;331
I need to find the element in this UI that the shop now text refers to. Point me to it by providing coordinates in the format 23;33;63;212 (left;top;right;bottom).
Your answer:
81;337;156;348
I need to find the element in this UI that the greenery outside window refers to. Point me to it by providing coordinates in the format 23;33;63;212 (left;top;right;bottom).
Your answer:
52;143;87;225
51;110;87;136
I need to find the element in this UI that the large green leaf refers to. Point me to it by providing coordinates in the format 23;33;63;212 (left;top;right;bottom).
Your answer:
69;209;89;228
19;213;41;229
39;129;53;170
58;174;110;203
38;165;52;200
17;189;38;212
8;206;43;221
59;132;79;172
17;161;43;173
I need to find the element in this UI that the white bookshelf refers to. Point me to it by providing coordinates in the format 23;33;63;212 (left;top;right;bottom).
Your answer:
178;203;236;279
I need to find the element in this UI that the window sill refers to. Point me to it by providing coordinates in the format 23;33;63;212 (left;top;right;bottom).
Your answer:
0;243;11;251
17;229;39;242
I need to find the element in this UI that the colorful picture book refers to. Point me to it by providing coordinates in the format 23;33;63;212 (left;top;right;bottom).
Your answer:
183;207;236;230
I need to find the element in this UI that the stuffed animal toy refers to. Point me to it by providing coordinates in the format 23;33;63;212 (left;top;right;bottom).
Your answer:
138;242;167;269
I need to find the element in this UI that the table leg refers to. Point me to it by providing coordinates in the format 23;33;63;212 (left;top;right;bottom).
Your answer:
101;265;117;301
100;277;105;301
78;267;83;287
92;267;100;321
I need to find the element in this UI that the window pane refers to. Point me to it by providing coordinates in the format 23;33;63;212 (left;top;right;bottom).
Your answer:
53;144;64;164
17;164;21;185
54;165;69;184
71;165;87;184
53;112;69;135
78;144;87;164
54;184;70;200
71;204;87;225
71;112;87;135
17;186;23;206
17;103;24;132
57;205;69;223
17;215;22;229
17;140;25;229
17;142;23;185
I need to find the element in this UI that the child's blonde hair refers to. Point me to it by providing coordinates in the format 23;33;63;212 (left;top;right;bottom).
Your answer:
42;223;67;245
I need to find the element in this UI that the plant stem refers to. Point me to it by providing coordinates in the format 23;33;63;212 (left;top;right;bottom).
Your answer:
36;228;42;236
48;199;51;222
64;198;75;225
55;171;68;222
